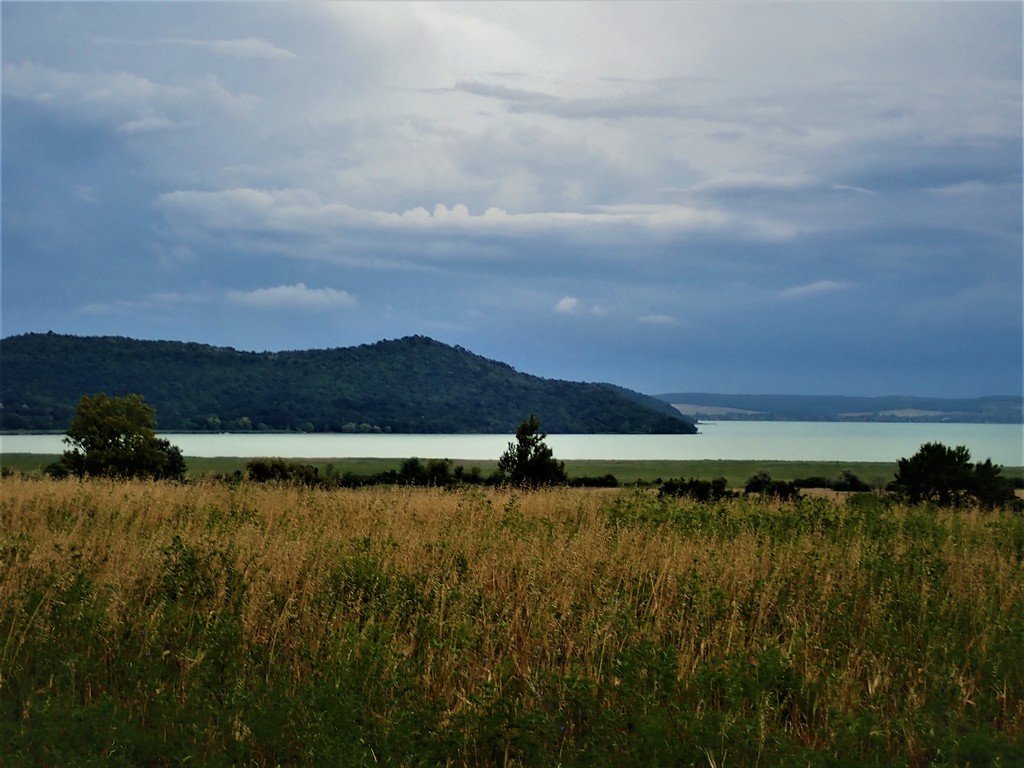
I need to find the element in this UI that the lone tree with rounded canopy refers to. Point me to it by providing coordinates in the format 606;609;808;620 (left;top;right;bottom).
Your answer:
57;393;186;480
892;442;1014;508
498;415;567;488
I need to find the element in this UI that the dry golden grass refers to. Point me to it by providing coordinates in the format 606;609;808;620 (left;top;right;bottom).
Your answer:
2;475;1022;764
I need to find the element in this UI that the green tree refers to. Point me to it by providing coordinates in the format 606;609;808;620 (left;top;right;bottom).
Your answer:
834;469;871;492
893;442;975;506
497;415;567;488
398;457;427;485
246;458;318;485
59;393;186;480
968;457;1015;509
425;459;454;487
892;442;1013;507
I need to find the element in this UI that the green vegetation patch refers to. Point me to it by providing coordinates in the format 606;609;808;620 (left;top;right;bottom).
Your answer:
5;453;1023;487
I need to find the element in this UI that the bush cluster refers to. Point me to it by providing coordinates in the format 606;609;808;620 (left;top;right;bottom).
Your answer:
242;457;620;490
743;470;801;501
792;470;872;492
659;476;733;502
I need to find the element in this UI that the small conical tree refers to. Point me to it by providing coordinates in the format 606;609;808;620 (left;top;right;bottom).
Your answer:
498;415;567;488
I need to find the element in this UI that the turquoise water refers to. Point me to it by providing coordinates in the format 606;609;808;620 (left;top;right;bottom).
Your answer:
3;421;1021;464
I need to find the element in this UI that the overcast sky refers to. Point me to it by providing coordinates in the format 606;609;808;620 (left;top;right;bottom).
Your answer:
2;2;1021;397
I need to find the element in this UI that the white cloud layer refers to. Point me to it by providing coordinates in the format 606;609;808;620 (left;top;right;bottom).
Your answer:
227;283;356;310
778;280;850;300
3;61;255;128
156;188;733;235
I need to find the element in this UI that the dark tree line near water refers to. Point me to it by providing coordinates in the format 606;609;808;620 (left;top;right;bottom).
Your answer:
242;415;587;489
656;445;1017;509
43;396;609;489
0;333;695;434
658;471;866;504
40;393;1019;510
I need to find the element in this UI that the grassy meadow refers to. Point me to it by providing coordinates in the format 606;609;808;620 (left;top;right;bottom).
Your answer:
0;452;929;487
1;476;1022;766
4;451;1022;489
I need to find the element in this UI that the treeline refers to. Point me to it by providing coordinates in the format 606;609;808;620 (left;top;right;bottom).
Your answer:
0;333;695;434
239;457;621;489
236;457;1019;510
30;455;1021;510
657;470;870;504
654;447;1020;510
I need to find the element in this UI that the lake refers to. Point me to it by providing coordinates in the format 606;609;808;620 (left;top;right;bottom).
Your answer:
3;422;1021;464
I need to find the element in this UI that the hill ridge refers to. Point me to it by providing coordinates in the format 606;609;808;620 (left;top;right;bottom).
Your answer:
0;332;696;434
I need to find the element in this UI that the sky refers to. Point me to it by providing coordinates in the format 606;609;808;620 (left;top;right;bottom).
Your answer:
2;1;1021;397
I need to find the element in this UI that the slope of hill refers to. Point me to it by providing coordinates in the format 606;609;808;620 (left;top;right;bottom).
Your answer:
0;333;697;434
657;392;1022;423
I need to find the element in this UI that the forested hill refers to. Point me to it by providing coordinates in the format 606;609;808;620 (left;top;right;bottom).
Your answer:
0;333;696;434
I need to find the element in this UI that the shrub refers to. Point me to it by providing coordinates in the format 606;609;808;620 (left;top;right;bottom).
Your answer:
834;470;871;492
744;471;799;501
793;471;871;492
246;458;319;485
792;476;832;489
569;474;620;488
660;477;731;502
892;443;1015;508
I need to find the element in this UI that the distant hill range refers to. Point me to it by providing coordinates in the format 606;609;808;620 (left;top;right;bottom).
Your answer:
0;333;696;434
656;392;1022;424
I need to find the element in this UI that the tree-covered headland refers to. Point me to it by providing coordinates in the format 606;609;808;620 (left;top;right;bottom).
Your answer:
0;333;695;434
